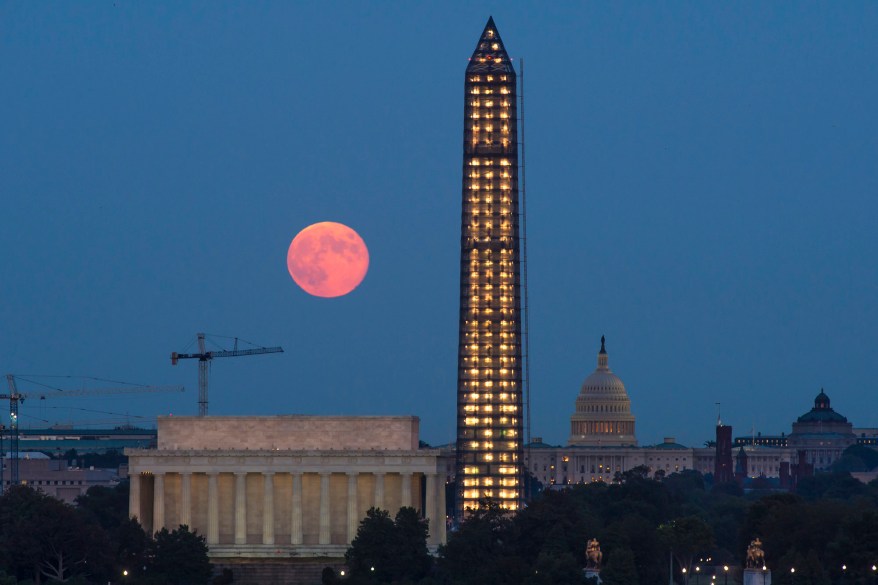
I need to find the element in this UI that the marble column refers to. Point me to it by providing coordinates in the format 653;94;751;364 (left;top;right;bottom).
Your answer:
180;472;192;527
152;472;165;534
373;472;385;510
437;474;447;544
262;472;275;545
425;472;437;544
291;472;303;545
319;472;331;545
207;473;219;545
401;472;412;508
346;472;358;543
129;472;141;521
234;472;247;545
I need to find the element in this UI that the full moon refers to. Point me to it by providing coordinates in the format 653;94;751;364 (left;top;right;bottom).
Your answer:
286;222;369;298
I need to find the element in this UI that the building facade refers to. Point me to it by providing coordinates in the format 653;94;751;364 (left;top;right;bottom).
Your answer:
1;454;119;502
787;389;857;469
520;343;873;487
569;337;637;447
455;17;524;515
126;416;446;565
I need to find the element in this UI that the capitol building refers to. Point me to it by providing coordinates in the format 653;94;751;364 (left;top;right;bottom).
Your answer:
568;336;637;447
522;337;873;487
525;337;695;485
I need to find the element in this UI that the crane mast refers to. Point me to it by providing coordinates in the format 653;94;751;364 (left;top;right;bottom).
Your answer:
171;332;284;416
3;375;21;486
1;375;184;492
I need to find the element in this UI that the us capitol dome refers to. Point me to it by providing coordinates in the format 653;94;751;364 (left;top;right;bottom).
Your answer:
568;336;637;447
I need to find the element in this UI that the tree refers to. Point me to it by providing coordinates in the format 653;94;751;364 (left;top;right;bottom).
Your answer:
345;507;431;584
438;500;524;585
797;472;867;501
392;507;432;582
0;485;109;584
321;566;339;585
76;482;150;581
657;515;714;581
75;483;130;531
711;481;743;497
345;508;397;582
601;547;638;585
150;525;212;585
832;445;878;473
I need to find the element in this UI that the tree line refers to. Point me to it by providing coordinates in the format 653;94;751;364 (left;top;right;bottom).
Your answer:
0;483;210;585
2;465;877;584
339;466;878;585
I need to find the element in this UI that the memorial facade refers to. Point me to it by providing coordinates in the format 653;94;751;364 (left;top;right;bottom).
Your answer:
126;415;446;562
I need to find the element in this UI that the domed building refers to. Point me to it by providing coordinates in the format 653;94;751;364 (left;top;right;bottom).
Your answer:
788;388;856;469
568;337;637;447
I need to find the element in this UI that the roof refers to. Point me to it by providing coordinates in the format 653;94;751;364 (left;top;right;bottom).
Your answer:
524;440;561;449
652;441;689;450
796;389;849;423
467;16;515;75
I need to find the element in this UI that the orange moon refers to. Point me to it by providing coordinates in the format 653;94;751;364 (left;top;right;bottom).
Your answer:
286;222;369;298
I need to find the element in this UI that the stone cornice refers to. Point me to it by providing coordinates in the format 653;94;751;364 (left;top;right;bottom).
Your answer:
125;448;440;456
126;448;442;475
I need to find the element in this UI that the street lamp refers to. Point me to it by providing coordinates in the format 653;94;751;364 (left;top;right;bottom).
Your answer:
695;566;701;585
791;567;796;585
683;567;688;585
723;564;729;585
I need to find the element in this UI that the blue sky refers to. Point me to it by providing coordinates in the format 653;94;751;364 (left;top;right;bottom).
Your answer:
1;2;876;447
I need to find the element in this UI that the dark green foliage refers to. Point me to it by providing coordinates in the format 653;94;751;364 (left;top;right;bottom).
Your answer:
321;566;339;584
75;481;155;582
430;470;878;585
212;568;234;585
150;525;213;585
711;480;744;497
657;515;714;573
796;471;868;500
345;507;432;584
663;470;706;502
394;507;432;580
438;500;525;585
600;547;638;585
831;444;878;473
75;482;130;529
0;485;112;583
0;484;211;585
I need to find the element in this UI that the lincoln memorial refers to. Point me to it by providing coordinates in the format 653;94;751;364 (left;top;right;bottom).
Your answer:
126;415;446;567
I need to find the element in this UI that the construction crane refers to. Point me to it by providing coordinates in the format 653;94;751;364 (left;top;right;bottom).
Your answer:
171;333;283;417
1;374;184;491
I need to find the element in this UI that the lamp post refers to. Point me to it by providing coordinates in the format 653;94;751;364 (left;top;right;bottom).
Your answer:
723;565;729;585
791;566;795;585
761;565;767;585
683;567;688;585
695;565;701;585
